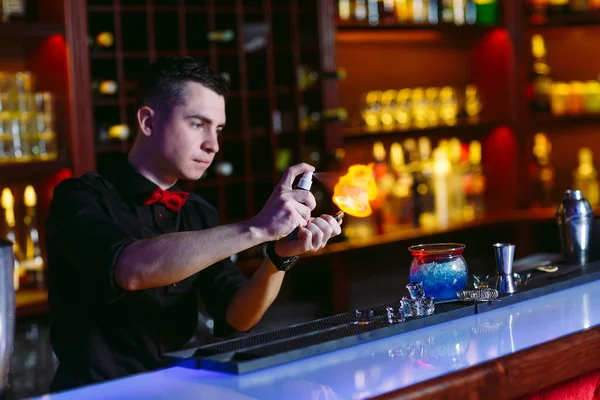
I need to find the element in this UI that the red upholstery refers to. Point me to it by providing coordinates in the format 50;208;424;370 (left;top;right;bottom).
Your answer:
519;369;600;400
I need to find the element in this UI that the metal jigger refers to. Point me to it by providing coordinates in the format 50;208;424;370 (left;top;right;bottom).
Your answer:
494;243;517;294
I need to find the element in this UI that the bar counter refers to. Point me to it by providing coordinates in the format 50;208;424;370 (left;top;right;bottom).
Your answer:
33;275;600;400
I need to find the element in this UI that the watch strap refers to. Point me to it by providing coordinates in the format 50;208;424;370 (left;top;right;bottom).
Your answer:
266;241;299;272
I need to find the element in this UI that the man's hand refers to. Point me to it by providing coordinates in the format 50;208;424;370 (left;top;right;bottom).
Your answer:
247;163;317;242
274;214;342;258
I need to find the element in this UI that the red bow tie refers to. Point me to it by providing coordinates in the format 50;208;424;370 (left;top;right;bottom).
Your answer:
143;187;189;212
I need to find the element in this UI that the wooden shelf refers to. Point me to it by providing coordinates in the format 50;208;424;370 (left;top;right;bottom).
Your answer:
0;22;64;38
16;289;48;319
529;10;600;28
341;120;501;141
532;112;600;127
0;159;72;182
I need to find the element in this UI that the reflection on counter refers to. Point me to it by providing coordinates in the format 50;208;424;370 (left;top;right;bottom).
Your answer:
344;137;485;239
0;71;58;164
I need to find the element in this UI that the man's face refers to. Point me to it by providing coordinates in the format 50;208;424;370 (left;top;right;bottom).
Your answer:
153;82;225;181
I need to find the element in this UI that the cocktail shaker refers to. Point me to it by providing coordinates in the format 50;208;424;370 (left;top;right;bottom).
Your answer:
556;190;593;265
0;239;15;392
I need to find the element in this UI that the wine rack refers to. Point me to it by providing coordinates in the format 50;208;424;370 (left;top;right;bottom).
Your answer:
87;0;342;224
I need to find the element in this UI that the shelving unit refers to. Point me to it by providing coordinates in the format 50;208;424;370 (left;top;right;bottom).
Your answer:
86;0;340;224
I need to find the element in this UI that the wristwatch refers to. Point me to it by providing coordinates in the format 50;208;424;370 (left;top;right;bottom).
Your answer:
266;241;299;272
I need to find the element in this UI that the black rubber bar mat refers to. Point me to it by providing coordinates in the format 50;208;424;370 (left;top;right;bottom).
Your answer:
165;300;475;374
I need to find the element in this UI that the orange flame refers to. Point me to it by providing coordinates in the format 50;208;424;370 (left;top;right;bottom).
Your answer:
332;164;379;217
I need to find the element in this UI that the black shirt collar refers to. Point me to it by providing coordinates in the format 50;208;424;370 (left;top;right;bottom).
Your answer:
114;161;183;204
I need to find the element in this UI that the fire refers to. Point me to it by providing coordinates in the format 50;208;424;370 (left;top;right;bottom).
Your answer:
332;164;379;217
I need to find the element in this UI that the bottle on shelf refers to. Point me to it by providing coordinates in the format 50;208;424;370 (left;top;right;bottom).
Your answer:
91;80;118;97
339;0;352;20
531;34;552;112
464;84;482;122
531;132;556;208
570;0;590;12
0;0;25;22
32;92;58;161
528;0;549;22
367;0;380;25
474;0;499;25
88;31;115;52
389;141;414;226
297;66;346;92
548;0;570;14
573;147;600;206
463;140;486;219
416;136;436;227
20;185;44;289
355;0;367;21
448;137;466;222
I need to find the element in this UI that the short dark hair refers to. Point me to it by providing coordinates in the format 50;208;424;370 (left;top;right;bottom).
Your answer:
137;56;229;110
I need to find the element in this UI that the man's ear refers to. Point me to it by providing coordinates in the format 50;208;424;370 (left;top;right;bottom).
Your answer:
137;106;154;137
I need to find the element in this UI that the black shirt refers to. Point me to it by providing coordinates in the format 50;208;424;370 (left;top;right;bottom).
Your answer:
45;162;247;392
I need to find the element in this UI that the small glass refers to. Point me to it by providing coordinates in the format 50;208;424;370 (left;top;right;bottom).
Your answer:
354;309;374;325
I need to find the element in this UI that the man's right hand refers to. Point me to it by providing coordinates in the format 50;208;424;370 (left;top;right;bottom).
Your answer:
248;163;317;241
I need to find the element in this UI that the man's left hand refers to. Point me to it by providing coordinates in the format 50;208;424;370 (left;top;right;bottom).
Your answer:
274;214;342;258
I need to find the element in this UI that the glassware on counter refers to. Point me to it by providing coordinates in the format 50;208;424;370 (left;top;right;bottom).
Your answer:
408;243;468;301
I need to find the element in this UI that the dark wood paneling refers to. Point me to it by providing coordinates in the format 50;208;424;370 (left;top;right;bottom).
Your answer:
372;326;600;400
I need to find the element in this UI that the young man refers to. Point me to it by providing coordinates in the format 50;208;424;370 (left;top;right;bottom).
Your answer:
45;57;342;392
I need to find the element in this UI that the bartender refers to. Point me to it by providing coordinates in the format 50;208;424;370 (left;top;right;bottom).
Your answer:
45;57;342;392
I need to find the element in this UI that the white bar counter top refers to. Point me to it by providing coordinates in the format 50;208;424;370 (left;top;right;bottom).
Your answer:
35;279;600;400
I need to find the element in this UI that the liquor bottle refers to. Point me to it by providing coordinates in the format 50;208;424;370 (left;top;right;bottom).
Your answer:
338;0;352;20
570;0;590;12
88;31;115;51
529;0;549;22
464;140;486;218
412;0;428;24
395;0;413;23
21;185;44;289
453;0;466;26
379;90;397;127
381;0;396;23
297;66;346;92
389;142;414;225
1;188;23;290
411;88;428;128
448;137;466;222
355;0;367;20
465;84;483;122
394;88;412;127
531;132;556;208
428;0;439;24
548;0;569;14
416;137;436;228
362;90;383;128
367;0;380;25
441;0;454;23
207;30;235;43
474;0;499;25
432;145;451;228
439;86;459;126
531;34;552;112
91;80;118;97
33;92;57;161
0;0;26;22
425;87;440;126
573;147;600;206
465;0;477;25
